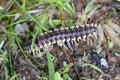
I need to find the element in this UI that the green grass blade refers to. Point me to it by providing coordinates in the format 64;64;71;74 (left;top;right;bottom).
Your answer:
85;0;96;13
80;63;104;74
45;49;55;80
9;74;19;80
3;55;9;80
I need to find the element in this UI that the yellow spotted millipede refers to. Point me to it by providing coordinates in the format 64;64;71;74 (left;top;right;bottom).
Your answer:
23;24;96;55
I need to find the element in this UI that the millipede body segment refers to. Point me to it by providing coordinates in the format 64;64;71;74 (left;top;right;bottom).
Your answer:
23;24;96;55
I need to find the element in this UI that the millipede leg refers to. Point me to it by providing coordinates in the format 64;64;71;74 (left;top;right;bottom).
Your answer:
65;41;74;52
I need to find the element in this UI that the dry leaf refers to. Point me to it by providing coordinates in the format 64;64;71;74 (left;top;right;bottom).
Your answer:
97;23;104;47
108;55;118;63
114;75;120;79
87;5;101;18
102;24;120;47
96;0;112;3
116;0;120;2
105;19;120;34
73;0;88;12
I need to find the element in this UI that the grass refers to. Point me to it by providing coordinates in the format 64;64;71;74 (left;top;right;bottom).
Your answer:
80;63;104;74
85;0;96;13
0;0;74;79
45;49;55;80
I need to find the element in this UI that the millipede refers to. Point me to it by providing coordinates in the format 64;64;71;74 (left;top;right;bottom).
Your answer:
22;5;113;57
23;24;97;56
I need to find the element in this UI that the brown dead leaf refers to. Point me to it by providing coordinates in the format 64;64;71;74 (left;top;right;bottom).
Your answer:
105;19;120;34
114;74;120;79
102;24;120;47
96;0;112;3
87;5;101;19
108;55;118;63
97;23;104;47
73;0;88;12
